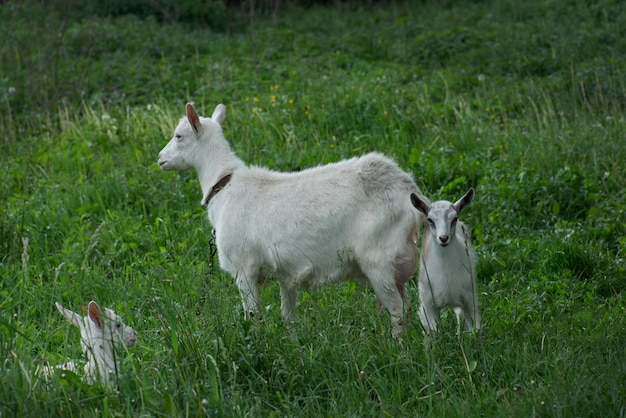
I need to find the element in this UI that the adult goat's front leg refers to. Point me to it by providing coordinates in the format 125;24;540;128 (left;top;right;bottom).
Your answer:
236;268;260;319
279;263;311;321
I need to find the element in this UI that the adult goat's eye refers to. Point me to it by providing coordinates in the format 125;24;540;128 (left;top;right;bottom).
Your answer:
175;134;182;141
427;219;435;226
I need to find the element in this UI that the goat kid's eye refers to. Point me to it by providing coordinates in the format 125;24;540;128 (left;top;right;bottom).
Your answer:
175;134;183;141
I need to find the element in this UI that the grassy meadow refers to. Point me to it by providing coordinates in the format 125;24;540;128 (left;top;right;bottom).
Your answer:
1;0;625;416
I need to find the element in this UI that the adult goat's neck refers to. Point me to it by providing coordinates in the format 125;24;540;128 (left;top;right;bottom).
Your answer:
195;139;245;206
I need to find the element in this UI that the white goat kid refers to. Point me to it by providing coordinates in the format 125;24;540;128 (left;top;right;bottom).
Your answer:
410;188;481;334
158;103;425;338
55;301;137;385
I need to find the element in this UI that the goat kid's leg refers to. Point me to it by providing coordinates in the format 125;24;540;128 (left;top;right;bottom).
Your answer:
453;307;465;335
453;298;481;334
417;292;440;334
461;295;481;333
473;307;482;333
236;269;260;320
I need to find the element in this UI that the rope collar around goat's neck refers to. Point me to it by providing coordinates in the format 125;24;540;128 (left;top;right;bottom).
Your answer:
202;173;233;206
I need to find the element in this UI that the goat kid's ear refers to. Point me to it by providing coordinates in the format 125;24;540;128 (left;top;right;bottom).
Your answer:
56;302;83;328
410;193;430;215
87;301;102;329
454;187;475;213
186;103;202;134
211;103;226;126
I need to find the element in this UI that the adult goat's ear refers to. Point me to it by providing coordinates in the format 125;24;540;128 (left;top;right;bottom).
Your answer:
186;103;202;134
211;103;226;126
87;301;102;329
454;187;475;213
410;193;430;215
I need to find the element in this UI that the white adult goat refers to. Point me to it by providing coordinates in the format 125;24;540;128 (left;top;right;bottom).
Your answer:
54;301;137;385
158;103;425;338
410;188;481;334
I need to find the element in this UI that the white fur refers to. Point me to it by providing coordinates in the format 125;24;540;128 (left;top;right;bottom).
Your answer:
158;103;425;337
410;188;481;334
54;301;137;384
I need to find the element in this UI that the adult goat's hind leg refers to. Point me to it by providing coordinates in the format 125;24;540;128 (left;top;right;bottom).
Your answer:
394;238;418;328
279;282;298;321
365;264;406;338
279;282;299;341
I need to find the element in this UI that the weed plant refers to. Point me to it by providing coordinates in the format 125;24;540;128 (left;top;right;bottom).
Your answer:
1;0;625;416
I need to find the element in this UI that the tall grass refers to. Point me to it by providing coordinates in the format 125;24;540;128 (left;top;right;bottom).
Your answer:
1;0;625;416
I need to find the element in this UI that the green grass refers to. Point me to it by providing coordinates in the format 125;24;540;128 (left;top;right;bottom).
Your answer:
1;0;625;416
